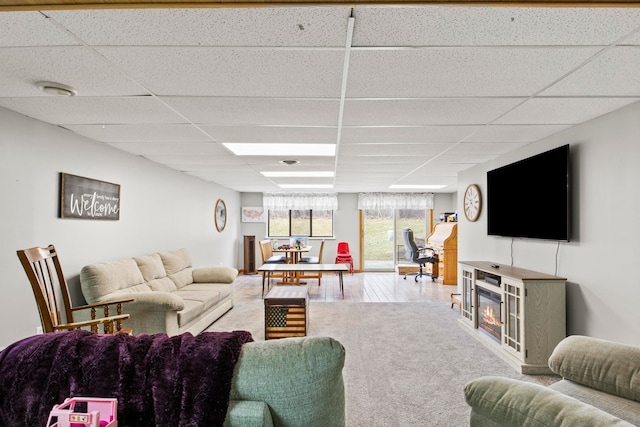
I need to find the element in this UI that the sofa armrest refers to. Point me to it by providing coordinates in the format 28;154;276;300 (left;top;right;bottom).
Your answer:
120;292;185;311
464;376;634;427
230;336;345;427
193;267;238;284
548;335;640;402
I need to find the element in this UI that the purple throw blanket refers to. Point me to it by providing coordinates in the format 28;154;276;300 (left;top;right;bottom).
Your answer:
0;329;253;427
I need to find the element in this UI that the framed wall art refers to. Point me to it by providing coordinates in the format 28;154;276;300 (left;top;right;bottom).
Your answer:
59;173;120;220
241;207;266;223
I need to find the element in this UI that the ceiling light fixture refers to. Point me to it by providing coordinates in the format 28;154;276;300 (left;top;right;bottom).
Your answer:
223;143;336;156
279;160;299;165
35;81;77;97
279;184;334;189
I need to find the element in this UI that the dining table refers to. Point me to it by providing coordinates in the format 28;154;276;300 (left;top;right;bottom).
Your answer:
272;245;311;284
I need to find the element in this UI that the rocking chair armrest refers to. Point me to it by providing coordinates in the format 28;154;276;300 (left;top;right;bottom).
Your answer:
52;314;130;331
70;298;135;312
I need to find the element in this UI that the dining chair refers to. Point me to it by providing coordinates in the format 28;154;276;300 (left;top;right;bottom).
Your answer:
258;239;286;292
299;240;325;286
16;244;132;334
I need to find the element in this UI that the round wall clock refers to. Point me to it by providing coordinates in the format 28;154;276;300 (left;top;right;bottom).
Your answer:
214;199;227;232
463;184;482;222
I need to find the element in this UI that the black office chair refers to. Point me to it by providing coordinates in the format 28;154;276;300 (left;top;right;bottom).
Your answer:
402;228;438;282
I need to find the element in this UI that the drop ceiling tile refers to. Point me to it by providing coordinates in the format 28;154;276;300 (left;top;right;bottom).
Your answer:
340;126;480;143
200;125;337;144
338;143;450;156
496;97;640;124
466;124;572;142
352;6;640;47
97;47;345;97
108;142;227;156
343;98;524;126
446;142;530;155
337;155;434;165
0;97;187;125
146;155;241;165
0;47;148;97
63;124;210;142
0;12;78;46
541;47;640;96
47;7;352;47
346;47;601;98
163;97;340;126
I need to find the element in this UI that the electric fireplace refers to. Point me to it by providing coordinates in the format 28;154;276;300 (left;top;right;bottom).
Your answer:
477;286;502;341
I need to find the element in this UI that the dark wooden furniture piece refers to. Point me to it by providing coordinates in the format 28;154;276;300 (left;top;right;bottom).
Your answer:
243;235;256;274
264;285;309;340
16;244;132;334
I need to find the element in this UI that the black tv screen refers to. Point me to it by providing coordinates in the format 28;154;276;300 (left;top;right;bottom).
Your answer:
487;144;570;241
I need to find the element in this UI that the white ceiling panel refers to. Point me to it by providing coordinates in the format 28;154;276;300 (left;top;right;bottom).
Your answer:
540;47;640;96
47;7;352;47
0;12;78;47
0;97;187;124
346;47;601;98
108;142;228;156
340;126;480;144
465;124;572;142
496;97;640;125
163;97;340;126
0;47;148;97
200;126;337;144
64;124;210;142
352;7;640;47
338;143;450;156
1;6;638;193
97;47;345;97
343;98;524;126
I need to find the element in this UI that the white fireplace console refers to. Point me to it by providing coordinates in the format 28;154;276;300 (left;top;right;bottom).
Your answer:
458;261;566;374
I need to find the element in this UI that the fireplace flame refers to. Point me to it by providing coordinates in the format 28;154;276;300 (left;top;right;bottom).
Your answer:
482;306;502;326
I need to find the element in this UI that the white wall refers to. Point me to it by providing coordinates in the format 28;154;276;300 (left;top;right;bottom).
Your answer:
458;100;640;346
0;107;240;347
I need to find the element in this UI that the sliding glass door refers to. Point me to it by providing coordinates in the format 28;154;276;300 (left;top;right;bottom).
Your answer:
362;208;428;271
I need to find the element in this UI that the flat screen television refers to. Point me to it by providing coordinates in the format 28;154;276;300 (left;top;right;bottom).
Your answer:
487;144;570;241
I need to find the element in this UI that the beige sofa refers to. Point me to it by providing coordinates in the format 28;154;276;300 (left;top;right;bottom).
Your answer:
464;335;640;426
80;248;236;336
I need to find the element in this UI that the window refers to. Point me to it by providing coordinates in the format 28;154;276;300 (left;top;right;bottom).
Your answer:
268;210;333;237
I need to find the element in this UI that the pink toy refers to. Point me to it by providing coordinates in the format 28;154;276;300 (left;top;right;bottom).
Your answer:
46;397;117;427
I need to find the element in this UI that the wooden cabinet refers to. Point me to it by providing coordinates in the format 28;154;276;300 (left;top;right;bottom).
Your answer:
427;222;457;285
458;261;566;374
243;235;256;275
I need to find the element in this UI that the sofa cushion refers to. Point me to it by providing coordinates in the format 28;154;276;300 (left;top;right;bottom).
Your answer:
185;283;233;300
464;376;634;427
548;335;640;402
225;401;274;427
173;287;222;311
80;259;145;302
193;267;238;284
177;300;205;327
146;277;178;292
134;253;167;282
549;380;640;426
159;249;194;288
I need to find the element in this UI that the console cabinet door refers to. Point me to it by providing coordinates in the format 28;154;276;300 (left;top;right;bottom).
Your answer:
460;266;475;327
502;278;523;361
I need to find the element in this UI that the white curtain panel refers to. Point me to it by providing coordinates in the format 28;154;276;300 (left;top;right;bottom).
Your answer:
262;193;339;210
357;193;434;210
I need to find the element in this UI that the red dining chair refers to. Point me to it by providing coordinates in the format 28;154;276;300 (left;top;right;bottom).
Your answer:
335;241;354;274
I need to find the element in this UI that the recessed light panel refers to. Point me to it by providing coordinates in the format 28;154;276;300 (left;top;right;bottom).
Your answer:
262;171;335;178
223;143;336;156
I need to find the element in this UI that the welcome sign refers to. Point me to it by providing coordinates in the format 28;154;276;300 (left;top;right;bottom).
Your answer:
59;173;121;220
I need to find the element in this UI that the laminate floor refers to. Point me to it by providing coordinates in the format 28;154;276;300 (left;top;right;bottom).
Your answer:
234;271;458;306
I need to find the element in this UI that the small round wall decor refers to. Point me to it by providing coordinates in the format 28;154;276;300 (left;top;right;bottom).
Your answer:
463;184;482;222
214;199;227;232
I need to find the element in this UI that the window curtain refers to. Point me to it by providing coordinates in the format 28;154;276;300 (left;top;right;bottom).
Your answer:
263;193;339;210
357;193;434;210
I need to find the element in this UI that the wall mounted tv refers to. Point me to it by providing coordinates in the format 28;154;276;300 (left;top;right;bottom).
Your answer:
487;144;570;241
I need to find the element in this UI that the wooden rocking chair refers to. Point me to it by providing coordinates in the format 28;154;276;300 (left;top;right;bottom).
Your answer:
16;245;133;334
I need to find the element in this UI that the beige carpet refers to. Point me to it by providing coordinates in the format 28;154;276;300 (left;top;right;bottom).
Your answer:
208;299;558;426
